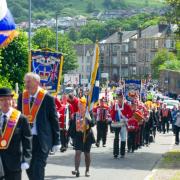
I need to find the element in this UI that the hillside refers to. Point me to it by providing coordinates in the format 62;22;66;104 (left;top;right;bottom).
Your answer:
7;0;165;23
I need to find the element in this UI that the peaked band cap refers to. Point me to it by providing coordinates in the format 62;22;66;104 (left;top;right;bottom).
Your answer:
116;88;123;96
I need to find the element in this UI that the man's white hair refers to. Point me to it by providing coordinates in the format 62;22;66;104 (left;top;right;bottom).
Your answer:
24;72;40;83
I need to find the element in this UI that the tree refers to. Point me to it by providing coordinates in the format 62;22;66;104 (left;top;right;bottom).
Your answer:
0;75;13;89
80;21;107;42
75;38;93;45
58;34;78;74
151;48;178;78
68;28;79;42
166;0;180;35
0;31;28;90
32;28;78;74
32;28;56;49
103;0;113;9
86;1;95;13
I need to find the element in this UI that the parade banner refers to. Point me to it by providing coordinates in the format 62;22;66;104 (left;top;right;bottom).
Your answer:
83;42;100;143
0;0;19;48
125;80;141;101
30;50;63;93
88;42;100;111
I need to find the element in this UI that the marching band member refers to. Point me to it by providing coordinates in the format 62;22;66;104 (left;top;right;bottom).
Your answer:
67;93;79;148
93;98;110;147
160;103;172;134
59;94;73;152
127;109;139;153
111;89;132;158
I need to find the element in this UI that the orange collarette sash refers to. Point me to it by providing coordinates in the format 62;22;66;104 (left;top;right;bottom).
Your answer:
0;109;21;149
22;89;46;124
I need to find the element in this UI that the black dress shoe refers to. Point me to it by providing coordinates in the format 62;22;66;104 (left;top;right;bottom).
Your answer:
114;155;118;159
72;170;80;177
96;143;100;147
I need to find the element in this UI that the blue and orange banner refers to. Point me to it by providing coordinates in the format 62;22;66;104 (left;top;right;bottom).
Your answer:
30;50;63;93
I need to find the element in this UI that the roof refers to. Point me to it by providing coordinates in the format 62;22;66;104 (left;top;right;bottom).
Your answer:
140;24;169;38
100;30;137;44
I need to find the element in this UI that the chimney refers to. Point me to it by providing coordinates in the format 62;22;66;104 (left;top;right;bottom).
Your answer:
158;23;168;32
118;28;123;43
138;27;141;38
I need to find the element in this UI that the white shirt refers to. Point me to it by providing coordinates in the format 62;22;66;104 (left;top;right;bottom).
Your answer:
30;87;41;135
0;107;13;128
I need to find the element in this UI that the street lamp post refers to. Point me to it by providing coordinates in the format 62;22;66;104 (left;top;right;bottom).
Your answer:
55;13;59;51
28;0;31;51
119;44;122;81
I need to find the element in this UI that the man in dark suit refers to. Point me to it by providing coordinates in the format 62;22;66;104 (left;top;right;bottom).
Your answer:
0;87;32;180
17;72;60;180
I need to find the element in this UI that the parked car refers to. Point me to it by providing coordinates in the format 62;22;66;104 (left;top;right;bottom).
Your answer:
163;99;179;110
177;95;180;102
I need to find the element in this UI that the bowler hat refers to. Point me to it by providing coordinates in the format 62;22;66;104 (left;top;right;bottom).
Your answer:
0;87;14;97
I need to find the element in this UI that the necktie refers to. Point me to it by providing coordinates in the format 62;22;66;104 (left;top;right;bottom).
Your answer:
30;97;35;108
2;115;7;132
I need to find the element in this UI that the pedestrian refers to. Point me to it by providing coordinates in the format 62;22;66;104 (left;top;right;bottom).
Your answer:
72;97;95;177
0;87;32;180
174;104;180;145
17;72;60;180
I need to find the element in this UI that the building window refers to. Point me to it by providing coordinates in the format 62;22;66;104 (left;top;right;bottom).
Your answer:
177;80;180;88
87;56;91;64
165;39;175;48
155;40;158;48
112;68;118;74
122;44;128;52
125;56;128;64
112;56;118;65
132;67;136;75
121;68;128;77
113;44;118;53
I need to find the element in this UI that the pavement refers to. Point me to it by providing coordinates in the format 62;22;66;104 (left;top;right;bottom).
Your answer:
22;129;178;180
145;138;180;180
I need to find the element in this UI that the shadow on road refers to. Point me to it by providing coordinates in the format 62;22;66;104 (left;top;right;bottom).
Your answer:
45;175;75;179
47;148;164;171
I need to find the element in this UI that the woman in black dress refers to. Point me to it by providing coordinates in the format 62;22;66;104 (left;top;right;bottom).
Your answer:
72;97;95;177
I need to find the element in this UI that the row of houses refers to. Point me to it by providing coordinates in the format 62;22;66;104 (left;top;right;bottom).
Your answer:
17;15;87;30
71;24;177;83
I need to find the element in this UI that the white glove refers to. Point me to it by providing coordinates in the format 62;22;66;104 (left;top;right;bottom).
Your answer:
52;145;61;153
57;112;60;118
21;162;29;170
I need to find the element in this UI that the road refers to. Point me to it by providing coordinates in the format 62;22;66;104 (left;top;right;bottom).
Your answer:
22;129;175;180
